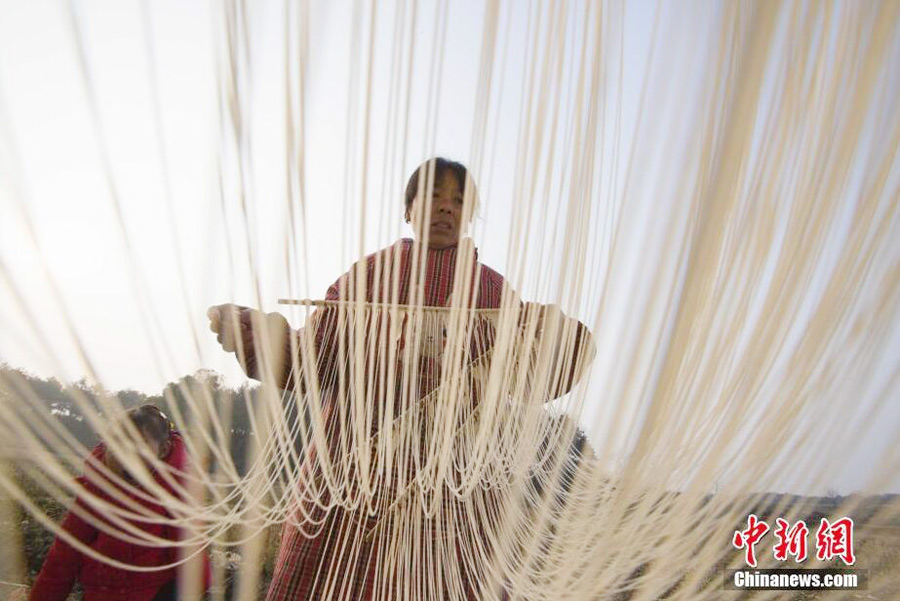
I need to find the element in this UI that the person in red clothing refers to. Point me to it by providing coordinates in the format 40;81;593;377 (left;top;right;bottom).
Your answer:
27;405;208;601
208;158;594;600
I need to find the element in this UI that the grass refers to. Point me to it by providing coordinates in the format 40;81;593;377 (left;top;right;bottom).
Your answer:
4;472;900;600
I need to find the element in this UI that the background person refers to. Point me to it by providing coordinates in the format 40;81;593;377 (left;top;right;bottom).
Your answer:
26;405;208;601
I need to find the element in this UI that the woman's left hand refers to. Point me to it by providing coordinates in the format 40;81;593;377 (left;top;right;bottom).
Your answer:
518;303;595;399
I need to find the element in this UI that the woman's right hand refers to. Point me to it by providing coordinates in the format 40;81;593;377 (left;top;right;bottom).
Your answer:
207;304;291;380
207;304;253;353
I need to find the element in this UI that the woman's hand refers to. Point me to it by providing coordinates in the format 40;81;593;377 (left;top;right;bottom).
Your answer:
518;302;561;335
518;303;595;400
208;304;252;353
207;304;291;381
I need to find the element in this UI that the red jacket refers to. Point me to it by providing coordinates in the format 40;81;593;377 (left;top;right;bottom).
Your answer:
30;433;208;601
266;240;509;600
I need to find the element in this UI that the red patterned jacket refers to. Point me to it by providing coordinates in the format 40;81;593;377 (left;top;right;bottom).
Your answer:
265;239;512;601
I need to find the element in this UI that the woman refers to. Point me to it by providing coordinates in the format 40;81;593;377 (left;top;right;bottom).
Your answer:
27;405;208;601
209;158;593;599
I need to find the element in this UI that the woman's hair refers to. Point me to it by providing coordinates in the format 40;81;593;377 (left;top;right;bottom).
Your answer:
404;157;476;219
127;404;173;445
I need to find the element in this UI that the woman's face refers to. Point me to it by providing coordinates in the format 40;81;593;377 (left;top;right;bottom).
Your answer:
104;430;168;480
408;170;466;249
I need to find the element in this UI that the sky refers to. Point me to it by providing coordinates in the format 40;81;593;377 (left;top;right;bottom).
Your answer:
1;1;899;495
1;0;641;391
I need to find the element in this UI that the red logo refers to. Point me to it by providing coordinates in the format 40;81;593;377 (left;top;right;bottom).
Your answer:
773;518;809;562
733;514;770;567
815;517;856;566
733;515;855;567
